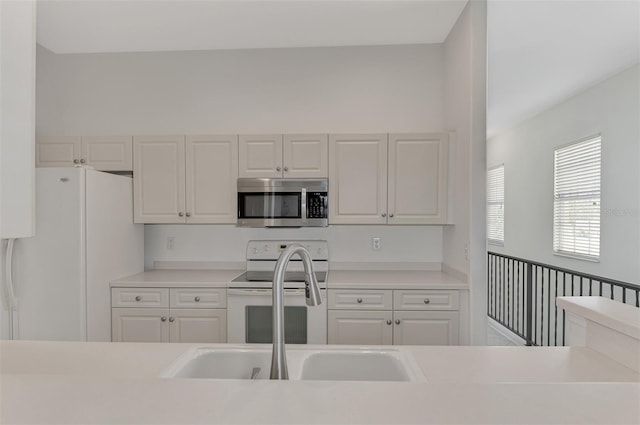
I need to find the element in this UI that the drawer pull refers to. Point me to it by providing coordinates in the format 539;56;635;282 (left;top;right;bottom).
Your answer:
161;316;167;322
386;320;392;325
194;296;201;302
424;298;431;304
356;298;363;303
135;296;142;302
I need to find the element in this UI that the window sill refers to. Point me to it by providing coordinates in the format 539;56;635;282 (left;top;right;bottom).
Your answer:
553;251;600;263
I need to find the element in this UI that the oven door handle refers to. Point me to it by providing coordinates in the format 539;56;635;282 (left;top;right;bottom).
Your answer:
227;288;306;296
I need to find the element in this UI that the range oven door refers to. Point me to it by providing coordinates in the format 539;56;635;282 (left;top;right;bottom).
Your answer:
227;288;327;344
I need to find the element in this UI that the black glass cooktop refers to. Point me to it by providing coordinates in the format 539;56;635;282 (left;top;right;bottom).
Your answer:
231;271;326;283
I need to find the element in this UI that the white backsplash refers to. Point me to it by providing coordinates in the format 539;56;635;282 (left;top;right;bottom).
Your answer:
144;225;443;270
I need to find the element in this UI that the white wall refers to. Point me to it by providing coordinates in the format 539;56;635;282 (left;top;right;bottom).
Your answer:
442;1;488;345
37;43;450;268
36;43;444;135
1;0;36;238
145;225;443;270
487;65;640;284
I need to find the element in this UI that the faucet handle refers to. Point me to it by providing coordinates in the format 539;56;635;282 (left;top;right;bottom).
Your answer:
305;275;322;307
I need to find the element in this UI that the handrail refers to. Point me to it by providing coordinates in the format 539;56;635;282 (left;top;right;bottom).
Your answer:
488;251;639;291
487;251;639;346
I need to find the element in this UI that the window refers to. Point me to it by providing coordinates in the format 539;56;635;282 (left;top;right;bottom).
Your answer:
553;135;601;260
487;165;505;245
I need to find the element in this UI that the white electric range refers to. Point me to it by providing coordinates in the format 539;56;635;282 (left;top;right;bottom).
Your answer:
227;240;328;344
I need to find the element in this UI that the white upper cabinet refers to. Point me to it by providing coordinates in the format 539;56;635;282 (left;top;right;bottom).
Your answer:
134;135;238;224
82;136;133;171
238;134;283;178
185;135;238;224
329;134;388;224
329;133;448;225
36;136;81;168
37;136;133;171
134;135;185;224
388;133;448;224
283;134;328;178
239;134;328;178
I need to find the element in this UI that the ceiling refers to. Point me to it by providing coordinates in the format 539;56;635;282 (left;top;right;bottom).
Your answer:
36;0;468;53
36;1;640;138
488;0;640;138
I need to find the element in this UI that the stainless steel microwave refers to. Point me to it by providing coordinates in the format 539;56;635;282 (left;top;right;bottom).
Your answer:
237;178;328;227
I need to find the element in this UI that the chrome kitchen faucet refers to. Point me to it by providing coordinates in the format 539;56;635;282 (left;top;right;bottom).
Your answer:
270;244;322;379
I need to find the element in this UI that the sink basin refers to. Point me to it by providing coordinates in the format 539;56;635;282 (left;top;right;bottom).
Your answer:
165;349;271;379
162;346;424;382
300;351;412;382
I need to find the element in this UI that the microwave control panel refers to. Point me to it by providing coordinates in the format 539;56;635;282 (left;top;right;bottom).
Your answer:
307;192;328;219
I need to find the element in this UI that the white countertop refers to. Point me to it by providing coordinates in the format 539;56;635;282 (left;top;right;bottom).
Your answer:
327;270;467;289
1;341;638;424
111;269;244;288
557;296;640;339
111;269;467;290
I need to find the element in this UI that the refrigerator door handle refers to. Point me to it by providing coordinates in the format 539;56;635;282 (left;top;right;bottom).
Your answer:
3;238;18;339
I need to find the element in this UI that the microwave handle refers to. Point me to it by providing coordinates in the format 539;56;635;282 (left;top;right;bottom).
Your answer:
301;188;307;224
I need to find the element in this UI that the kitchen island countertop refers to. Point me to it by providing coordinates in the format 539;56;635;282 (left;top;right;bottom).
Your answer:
1;341;638;424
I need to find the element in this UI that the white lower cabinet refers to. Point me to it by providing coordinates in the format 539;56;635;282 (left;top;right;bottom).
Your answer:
111;287;227;343
328;310;393;345
327;289;460;345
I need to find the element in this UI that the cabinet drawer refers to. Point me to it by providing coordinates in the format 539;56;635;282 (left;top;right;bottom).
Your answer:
328;289;392;310
111;288;169;308
393;290;459;311
170;288;227;309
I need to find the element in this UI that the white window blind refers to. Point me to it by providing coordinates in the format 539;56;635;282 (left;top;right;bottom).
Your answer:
487;165;505;245
553;136;601;260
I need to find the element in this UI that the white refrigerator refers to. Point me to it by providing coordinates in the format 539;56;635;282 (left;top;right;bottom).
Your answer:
2;167;144;341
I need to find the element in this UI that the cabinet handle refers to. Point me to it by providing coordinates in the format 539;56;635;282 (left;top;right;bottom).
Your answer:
73;159;80;164
283;166;289;172
356;298;363;303
178;212;184;217
395;319;401;325
424;298;431;304
168;317;175;322
80;158;86;164
381;213;387;218
386;320;392;325
185;212;191;217
276;166;281;172
389;213;394;218
161;316;167;322
135;296;142;302
194;296;200;302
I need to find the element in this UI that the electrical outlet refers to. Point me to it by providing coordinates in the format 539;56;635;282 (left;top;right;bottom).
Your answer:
372;237;381;251
464;244;469;261
167;236;175;250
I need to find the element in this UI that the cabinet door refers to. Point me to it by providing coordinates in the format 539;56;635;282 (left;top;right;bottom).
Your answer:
388;133;448;224
82;136;133;171
329;134;388;224
238;134;283;178
133;135;185;223
36;136;81;167
185;135;238;223
111;308;169;342
392;311;459;346
328;310;393;345
283;134;328;178
169;309;227;343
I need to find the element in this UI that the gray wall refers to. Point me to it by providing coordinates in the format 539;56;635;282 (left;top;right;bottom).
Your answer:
487;64;640;284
